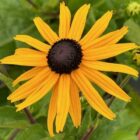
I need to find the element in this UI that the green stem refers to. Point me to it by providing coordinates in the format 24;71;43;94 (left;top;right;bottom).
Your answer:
24;108;36;124
8;129;20;140
26;0;38;9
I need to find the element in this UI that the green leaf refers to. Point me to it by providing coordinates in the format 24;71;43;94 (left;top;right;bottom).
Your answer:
0;128;13;140
128;89;140;118
0;87;10;105
110;98;126;112
124;19;140;45
116;52;136;66
41;134;65;140
67;0;94;13
0;72;15;92
0;106;30;129
77;107;92;138
30;92;51;119
15;124;47;140
90;108;140;140
33;0;58;8
0;0;35;47
0;42;15;59
42;0;59;9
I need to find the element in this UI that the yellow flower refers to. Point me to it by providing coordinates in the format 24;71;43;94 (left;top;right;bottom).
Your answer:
127;1;140;16
1;3;138;136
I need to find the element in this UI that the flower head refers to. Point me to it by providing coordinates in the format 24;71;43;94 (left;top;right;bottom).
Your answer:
1;2;138;136
127;1;140;16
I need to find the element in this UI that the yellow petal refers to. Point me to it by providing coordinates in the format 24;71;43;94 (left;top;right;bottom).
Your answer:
56;75;70;132
33;17;59;45
16;71;59;111
69;79;81;127
10;87;37;102
82;61;138;77
15;48;45;55
14;35;51;53
68;4;90;41
8;67;50;101
83;43;137;60
13;67;44;86
1;54;47;66
47;84;58;137
59;2;71;38
82;26;128;50
81;66;131;102
71;69;116;120
80;11;113;46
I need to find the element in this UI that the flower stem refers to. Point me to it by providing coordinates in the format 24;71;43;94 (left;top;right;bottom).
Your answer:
137;129;140;140
26;0;38;9
8;129;20;140
7;108;36;140
24;108;36;124
81;126;94;140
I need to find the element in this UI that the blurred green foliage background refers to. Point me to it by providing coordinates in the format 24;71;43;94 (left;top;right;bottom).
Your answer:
0;0;140;140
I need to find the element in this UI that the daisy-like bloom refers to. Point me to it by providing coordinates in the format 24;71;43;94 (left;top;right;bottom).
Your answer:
1;3;138;136
127;1;140;16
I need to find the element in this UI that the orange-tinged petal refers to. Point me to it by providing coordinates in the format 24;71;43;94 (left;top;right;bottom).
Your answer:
82;26;128;50
8;67;50;101
15;48;45;55
59;2;71;38
14;35;50;53
80;11;113;46
56;75;70;132
69;79;81;127
82;61;138;77
83;43;137;60
13;67;44;86
16;71;59;111
13;72;54;103
68;4;90;41
81;66;131;102
33;17;59;45
47;84;58;137
1;54;47;66
10;87;37;102
71;69;116;120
